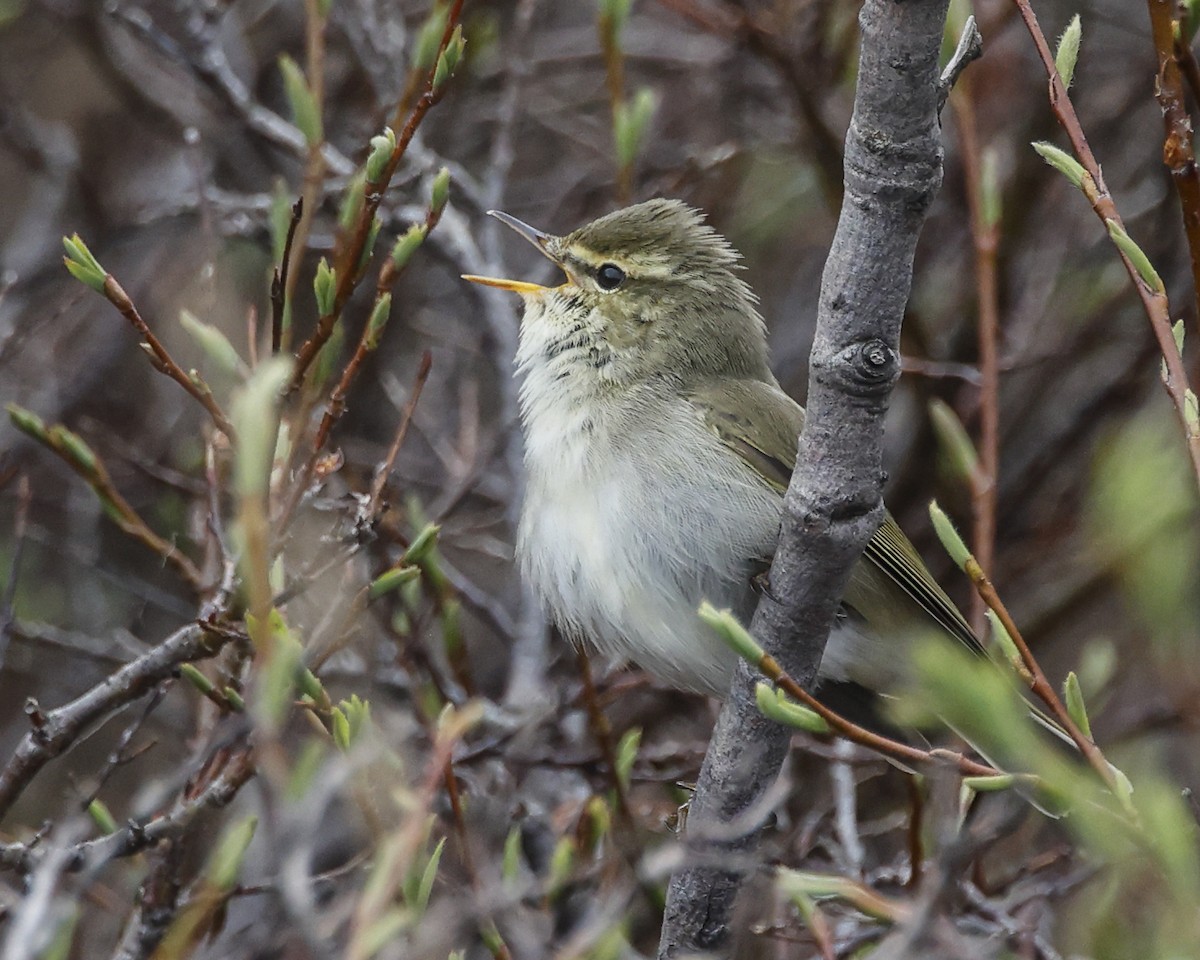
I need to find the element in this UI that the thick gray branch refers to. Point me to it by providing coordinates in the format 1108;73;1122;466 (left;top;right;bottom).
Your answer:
0;622;233;822
658;0;952;955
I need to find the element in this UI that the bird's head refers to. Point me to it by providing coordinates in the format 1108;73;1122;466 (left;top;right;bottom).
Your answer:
464;198;771;386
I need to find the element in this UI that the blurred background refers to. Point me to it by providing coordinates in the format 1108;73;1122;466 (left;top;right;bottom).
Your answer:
0;0;1198;957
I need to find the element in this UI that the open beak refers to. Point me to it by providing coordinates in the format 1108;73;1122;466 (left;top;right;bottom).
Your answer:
462;210;564;294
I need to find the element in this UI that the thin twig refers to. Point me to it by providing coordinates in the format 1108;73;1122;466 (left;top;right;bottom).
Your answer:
288;0;464;392
1008;0;1200;486
951;82;1001;634
574;646;634;826
271;198;304;356
743;643;999;779
962;556;1118;791
12;419;205;593
366;350;433;517
100;276;237;440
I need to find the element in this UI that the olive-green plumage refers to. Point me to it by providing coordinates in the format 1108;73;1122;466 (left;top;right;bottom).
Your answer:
468;198;977;698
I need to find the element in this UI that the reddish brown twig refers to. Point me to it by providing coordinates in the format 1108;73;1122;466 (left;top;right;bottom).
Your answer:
270;197;303;355
367;350;433;517
597;5;631;203
960;555;1118;792
102;276;238;441
8;413;205;592
573;646;634;826
951;85;1001;634
1008;0;1200;485
745;645;998;779
1147;0;1200;327
289;0;463;393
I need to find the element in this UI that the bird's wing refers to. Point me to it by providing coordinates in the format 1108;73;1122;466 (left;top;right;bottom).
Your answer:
689;377;981;654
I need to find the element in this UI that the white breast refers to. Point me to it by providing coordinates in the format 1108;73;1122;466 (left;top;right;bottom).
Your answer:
514;301;782;693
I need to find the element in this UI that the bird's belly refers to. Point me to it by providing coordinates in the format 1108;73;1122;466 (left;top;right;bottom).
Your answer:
517;410;777;695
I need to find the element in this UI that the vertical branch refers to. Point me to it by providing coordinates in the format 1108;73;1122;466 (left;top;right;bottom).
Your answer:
952;86;1001;632
658;1;953;955
1148;0;1200;328
281;0;332;350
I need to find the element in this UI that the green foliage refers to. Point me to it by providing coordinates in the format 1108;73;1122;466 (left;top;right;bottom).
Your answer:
928;500;971;570
755;682;830;734
614;87;658;171
1055;14;1082;89
279;54;322;146
61;234;106;292
1032;140;1086;189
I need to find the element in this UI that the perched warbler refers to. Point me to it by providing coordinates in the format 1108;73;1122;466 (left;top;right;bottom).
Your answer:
464;199;980;702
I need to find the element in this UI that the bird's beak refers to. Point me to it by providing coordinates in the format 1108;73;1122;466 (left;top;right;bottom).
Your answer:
462;210;564;294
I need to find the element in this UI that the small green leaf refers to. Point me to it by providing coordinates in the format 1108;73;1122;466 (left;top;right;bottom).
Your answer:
985;610;1021;667
413;3;450;72
278;54;322;146
87;798;118;835
180;663;216;696
699;601;763;665
338;171;366;232
415;837;445;915
223;687;246;712
313;257;337;316
1063;671;1092;740
547;836;575;894
331;707;352;751
502;826;523;885
929;500;972;570
48;425;97;476
364;293;393;351
269;180;294;263
614;87;658;171
62;234;107;292
366;127;397;183
180;309;246;377
430;167;451;217
231;356;293;499
1106;219;1165;293
962;773;1017;792
1055;14;1082;89
357;215;382;275
206;816;258;890
369;562;420;599
390;224;427;275
755;683;830;734
615;727;641;790
1031;141;1086;190
432;25;464;92
7;403;47;440
403;523;441;564
928;399;979;488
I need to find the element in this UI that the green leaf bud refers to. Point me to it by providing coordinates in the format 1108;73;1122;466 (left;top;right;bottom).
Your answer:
390;223;427;271
1055;15;1082;89
313;257;337;316
1031;141;1086;189
278;55;322;146
929;500;972;570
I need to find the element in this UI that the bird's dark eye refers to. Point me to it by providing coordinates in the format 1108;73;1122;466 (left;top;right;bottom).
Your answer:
595;263;626;291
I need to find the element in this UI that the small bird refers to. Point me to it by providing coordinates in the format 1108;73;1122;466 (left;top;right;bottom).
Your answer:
464;198;980;704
